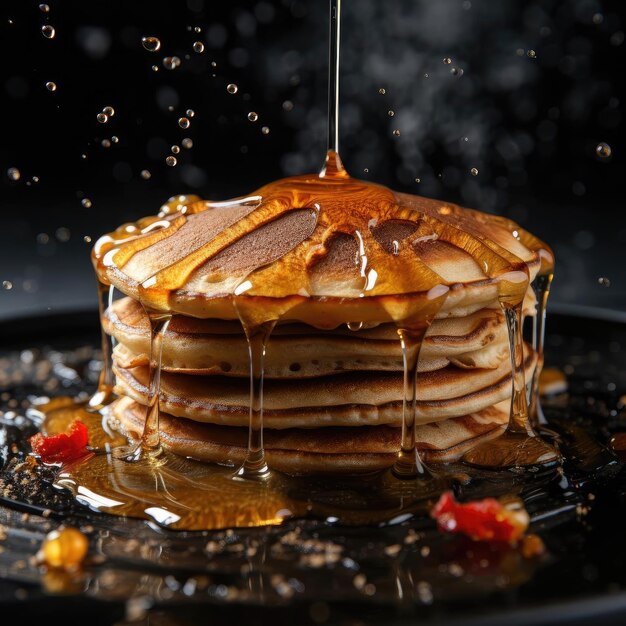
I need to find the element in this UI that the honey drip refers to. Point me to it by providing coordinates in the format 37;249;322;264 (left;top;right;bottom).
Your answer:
116;309;171;462
87;280;115;411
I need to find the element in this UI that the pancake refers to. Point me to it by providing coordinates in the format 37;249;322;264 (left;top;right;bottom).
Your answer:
113;397;511;473
93;168;551;328
105;296;527;377
112;345;536;428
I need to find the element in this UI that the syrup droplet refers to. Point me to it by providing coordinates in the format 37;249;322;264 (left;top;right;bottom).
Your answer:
166;156;177;167
39;3;50;12
140;169;151;179
96;113;108;124
470;167;479;176
194;26;201;33
163;56;181;70
193;41;204;53
41;25;55;39
415;177;421;183
40;527;88;570
378;87;386;95
248;112;259;122
81;198;92;208
101;139;111;148
598;277;611;287
443;57;452;64
527;49;537;59
171;145;180;154
83;235;92;243
363;168;369;173
141;36;161;52
261;126;270;135
102;106;115;117
2;280;13;290
451;67;463;76
392;129;401;136
7;167;20;181
151;65;159;72
111;135;119;144
178;117;190;129
595;142;612;158
45;81;57;91
227;83;238;94
186;109;195;118
182;138;193;149
388;110;395;117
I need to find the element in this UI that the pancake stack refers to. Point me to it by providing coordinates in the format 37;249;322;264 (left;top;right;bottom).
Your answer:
94;155;549;474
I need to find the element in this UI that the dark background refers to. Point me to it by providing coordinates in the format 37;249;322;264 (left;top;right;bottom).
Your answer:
0;0;624;320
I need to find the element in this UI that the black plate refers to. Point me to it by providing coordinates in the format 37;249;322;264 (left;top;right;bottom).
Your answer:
1;308;626;626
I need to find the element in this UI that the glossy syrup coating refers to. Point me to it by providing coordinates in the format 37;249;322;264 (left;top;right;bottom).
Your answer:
92;151;553;330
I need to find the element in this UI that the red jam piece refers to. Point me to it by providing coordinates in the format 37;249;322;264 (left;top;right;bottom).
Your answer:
30;420;89;464
431;491;529;544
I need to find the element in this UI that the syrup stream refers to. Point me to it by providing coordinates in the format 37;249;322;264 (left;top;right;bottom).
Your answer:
87;280;116;411
393;326;432;478
529;272;553;425
118;309;171;462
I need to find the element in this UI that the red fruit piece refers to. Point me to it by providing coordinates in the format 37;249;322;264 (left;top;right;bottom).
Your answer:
431;491;529;544
30;420;89;464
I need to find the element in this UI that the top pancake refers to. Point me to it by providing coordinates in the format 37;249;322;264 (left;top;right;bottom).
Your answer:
93;156;552;327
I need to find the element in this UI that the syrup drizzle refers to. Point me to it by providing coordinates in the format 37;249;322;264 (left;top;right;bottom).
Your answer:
87;280;116;411
117;309;171;462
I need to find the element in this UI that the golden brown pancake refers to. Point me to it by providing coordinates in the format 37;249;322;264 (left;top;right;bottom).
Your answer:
104;296;530;377
113;397;511;473
112;346;536;428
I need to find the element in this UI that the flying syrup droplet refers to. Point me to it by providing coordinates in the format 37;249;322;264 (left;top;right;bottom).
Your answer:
166;156;177;167
171;145;180;154
140;169;151;179
182;138;193;149
186;109;195;117
41;25;55;39
527;49;537;59
45;81;57;91
2;280;13;290
163;56;181;70
388;110;395;117
227;83;238;94
97;113;108;124
378;88;386;95
102;106;115;117
595;142;611;158
598;277;611;287
443;57;452;64
178;117;190;129
470;167;479;176
193;41;204;53
392;129;401;136
261;126;270;135
247;112;259;122
81;198;92;208
39;3;50;12
7;167;21;181
142;37;161;52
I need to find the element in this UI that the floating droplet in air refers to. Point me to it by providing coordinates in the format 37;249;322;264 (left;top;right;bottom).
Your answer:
261;126;270;135
163;56;181;70
227;83;238;94
102;106;114;117
378;88;386;95
392;129;401;136
182;138;193;149
470;167;479;176
598;277;611;287
101;139;111;148
415;178;421;183
178;117;190;129
111;136;119;143
140;169;151;180
97;113;108;124
2;280;13;290
595;142;611;158
193;41;204;53
141;37;161;52
186;109;195;117
41;24;55;39
247;112;258;122
527;50;537;59
166;156;177;167
171;145;180;154
7;167;20;181
39;3;50;12
81;198;92;208
443;57;452;64
83;236;92;243
387;110;394;117
45;81;57;91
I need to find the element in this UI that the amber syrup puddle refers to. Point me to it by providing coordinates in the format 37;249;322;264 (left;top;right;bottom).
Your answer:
32;0;560;531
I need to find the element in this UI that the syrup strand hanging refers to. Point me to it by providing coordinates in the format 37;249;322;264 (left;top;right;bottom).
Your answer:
234;320;277;479
529;272;553;425
88;280;116;411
